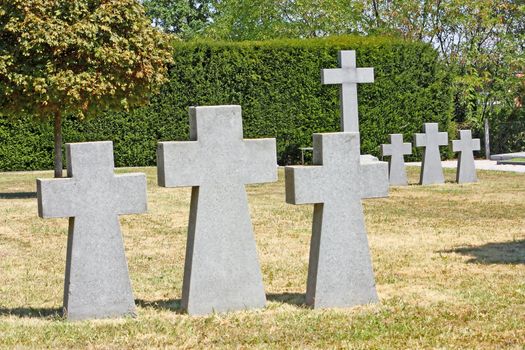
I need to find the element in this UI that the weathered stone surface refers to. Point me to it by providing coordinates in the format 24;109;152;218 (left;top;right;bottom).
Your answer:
381;134;412;186
37;141;147;321
285;132;378;309
157;105;277;316
415;123;449;185
452;130;480;183
322;50;389;198
322;50;374;132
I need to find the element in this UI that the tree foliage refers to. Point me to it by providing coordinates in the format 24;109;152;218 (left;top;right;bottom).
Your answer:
0;0;173;120
142;0;213;39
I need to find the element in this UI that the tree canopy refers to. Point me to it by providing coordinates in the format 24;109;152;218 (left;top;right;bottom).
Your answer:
0;0;173;121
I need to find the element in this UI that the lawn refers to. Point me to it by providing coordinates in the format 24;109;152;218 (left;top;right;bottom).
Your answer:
0;167;524;349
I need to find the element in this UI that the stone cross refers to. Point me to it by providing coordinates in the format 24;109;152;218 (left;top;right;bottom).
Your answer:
381;134;412;186
415;123;449;185
321;50;374;132
452;130;480;183
285;132;378;309
157;105;277;316
37;141;147;321
322;50;388;197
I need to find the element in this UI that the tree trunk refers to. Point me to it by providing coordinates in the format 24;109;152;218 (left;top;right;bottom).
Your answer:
53;111;63;178
484;117;491;160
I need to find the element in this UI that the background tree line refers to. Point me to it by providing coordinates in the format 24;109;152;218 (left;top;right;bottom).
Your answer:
143;0;525;155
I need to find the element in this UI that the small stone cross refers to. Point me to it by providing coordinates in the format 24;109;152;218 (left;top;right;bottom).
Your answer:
415;123;449;185
452;130;480;183
285;132;378;309
322;50;374;132
157;105;277;316
37;141;147;321
381;134;412;186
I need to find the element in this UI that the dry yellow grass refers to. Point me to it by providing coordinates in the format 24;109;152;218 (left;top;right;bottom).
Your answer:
0;167;523;349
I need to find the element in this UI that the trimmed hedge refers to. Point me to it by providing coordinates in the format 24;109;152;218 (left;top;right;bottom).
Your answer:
0;36;454;171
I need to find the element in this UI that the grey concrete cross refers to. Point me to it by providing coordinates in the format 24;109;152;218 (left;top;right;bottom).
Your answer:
321;50;374;132
415;123;449;185
37;141;147;321
157;105;277;316
285;132;378;309
381;134;412;186
452;130;480;183
322;50;388;197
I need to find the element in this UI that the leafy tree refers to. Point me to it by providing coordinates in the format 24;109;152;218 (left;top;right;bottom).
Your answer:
203;0;362;40
0;0;173;177
142;0;213;39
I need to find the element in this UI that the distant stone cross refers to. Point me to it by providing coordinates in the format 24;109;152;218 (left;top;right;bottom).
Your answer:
322;50;374;132
157;105;277;316
415;123;449;185
381;134;412;186
37;141;147;321
452;130;480;183
285;132;378;309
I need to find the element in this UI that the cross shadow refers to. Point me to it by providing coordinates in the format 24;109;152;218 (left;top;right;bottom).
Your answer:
135;298;184;314
442;239;525;265
0;192;37;199
266;292;307;307
0;307;62;318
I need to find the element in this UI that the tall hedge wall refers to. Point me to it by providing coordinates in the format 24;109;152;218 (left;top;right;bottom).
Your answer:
0;36;454;171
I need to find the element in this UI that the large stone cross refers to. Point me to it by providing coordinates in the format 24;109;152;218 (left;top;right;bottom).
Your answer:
285;132;378;309
157;105;277;316
452;130;480;183
415;123;449;185
322;50;374;132
37;141;147;321
381;134;412;186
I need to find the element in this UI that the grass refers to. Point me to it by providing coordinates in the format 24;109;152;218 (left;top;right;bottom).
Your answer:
0;167;524;349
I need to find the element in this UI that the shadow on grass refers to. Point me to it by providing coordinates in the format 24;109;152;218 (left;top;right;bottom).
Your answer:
0;307;62;318
266;292;307;307
135;299;184;314
443;239;525;264
0;192;37;199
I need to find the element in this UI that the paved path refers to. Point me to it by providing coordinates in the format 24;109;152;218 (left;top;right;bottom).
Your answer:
406;160;525;173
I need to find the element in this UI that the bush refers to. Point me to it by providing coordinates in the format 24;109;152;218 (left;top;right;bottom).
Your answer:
0;36;454;171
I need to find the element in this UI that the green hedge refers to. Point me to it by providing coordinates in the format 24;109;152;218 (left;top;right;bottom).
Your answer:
0;36;454;171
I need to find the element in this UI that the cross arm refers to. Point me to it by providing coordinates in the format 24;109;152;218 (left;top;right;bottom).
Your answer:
452;139;462;153
243;138;277;184
157;141;203;187
438;132;449;146
114;173;147;215
414;133;426;147
402;143;413;155
472;138;481;151
285;166;325;205
37;178;78;218
381;144;393;157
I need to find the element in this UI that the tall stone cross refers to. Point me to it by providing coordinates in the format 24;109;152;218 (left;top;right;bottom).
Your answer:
37;141;147;321
381;134;412;186
452;130;480;183
415;123;449;185
321;50;374;132
157;105;277;316
322;50;388;197
285;132;378;309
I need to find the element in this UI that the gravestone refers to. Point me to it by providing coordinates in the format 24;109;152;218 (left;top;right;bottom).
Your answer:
37;141;147;321
285;132;378;309
157;105;277;316
415;123;449;185
452;130;480;183
381;134;412;186
322;50;388;197
321;50;374;132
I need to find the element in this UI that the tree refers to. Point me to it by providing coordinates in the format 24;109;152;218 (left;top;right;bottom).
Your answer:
0;0;173;177
202;0;362;40
142;0;214;39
